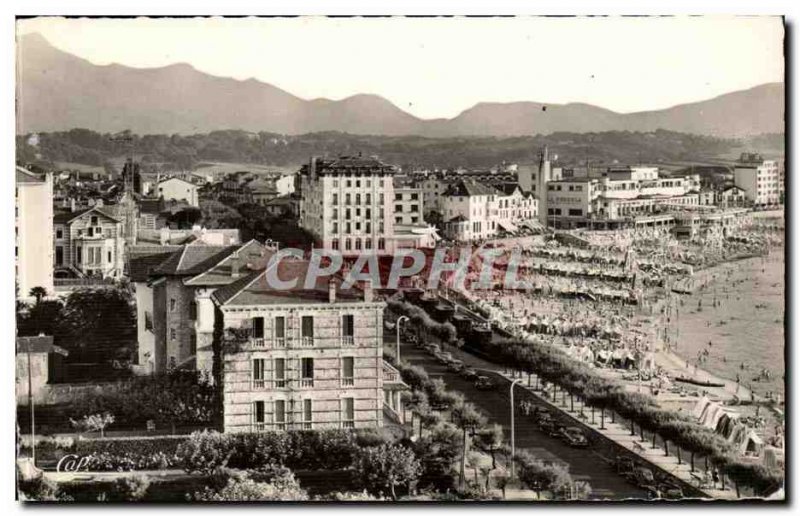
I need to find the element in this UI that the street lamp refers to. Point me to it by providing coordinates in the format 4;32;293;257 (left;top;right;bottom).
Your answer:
396;316;409;362
510;378;523;480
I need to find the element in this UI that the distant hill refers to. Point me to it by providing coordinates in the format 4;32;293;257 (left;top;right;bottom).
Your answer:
17;33;784;138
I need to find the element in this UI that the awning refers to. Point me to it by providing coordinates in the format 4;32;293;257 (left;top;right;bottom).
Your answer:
497;220;518;233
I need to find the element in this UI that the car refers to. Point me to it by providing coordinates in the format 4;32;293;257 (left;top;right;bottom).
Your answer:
614;456;636;475
460;368;478;380
547;424;564;438
424;344;440;355
559;427;589;448
625;467;656;489
447;360;465;372
656;480;684;500
474;376;495;390
436;352;453;364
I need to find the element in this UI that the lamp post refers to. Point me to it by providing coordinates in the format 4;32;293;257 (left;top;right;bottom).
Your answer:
510;378;523;480
396;316;409;363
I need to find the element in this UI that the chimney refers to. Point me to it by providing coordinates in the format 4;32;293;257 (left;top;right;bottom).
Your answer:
70;198;76;212
328;280;336;303
231;250;241;278
363;280;373;303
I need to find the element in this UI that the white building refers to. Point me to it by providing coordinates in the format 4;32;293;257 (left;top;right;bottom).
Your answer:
155;177;199;207
734;154;782;206
16;167;54;299
299;155;437;255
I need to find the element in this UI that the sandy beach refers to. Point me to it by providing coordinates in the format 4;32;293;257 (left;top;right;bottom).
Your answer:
668;247;785;398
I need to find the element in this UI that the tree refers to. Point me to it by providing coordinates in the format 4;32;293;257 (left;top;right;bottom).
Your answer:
70;412;115;438
29;286;47;304
112;474;151;501
402;390;429;439
16;299;64;338
452;402;487;488
474;424;504;469
177;431;234;475
193;473;308;501
59;287;136;363
354;444;421;500
415;422;462;480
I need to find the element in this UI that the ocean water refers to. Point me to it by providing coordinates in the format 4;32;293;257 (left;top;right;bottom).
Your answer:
671;249;786;397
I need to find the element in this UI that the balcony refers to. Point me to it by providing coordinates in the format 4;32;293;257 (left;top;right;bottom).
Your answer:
301;422;313;430
341;421;355;429
253;378;266;389
252;422;267;432
274;337;287;348
341;335;355;346
274;378;287;388
251;338;266;348
300;336;314;347
342;377;354;387
300;378;314;388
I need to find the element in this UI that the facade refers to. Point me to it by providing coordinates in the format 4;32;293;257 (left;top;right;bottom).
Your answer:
53;206;125;278
733;154;782;206
393;187;424;226
156;177;200;207
128;239;269;375
440;180;500;241
718;185;748;208
211;261;405;433
299;155;397;255
16;167;54;299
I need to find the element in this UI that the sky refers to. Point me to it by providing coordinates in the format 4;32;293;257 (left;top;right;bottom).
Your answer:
17;16;785;120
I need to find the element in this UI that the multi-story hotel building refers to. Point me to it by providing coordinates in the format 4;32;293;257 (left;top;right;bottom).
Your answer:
210;260;405;433
299;155;396;255
733;153;783;207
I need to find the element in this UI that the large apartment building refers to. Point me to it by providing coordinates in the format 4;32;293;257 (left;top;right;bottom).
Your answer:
299;155;397;255
211;260;405;433
16;167;54;299
733;153;783;207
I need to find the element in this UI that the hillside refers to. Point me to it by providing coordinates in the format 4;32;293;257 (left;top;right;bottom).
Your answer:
17;33;784;138
17;128;761;172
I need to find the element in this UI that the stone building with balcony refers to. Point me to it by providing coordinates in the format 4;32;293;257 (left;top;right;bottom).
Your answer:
210;259;406;433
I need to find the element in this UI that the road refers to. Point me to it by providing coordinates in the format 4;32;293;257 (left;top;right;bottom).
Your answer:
398;338;649;500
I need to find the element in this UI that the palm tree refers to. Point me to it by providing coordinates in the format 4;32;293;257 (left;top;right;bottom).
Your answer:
29;286;47;305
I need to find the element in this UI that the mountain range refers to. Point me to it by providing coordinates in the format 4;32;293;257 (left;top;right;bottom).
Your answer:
17;33;785;138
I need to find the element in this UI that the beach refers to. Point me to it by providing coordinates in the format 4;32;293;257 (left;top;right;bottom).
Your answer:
669;247;785;398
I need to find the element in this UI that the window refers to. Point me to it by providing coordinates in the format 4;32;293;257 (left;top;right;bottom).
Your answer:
190;332;197;356
274;400;286;430
366;222;371;233
366;208;371;219
342;397;355;428
301;316;314;346
378;238;385;250
253;358;265;388
332;222;338;233
345;193;351;205
107;250;112;263
170;299;176;312
332;239;339;250
332;193;338;204
345;208;351;220
87;227;94;238
273;316;285;345
251;316;265;339
345;239;352;251
342;314;354;345
56;228;63;239
355;193;361;205
76;246;82;264
342;357;354;386
144;311;153;332
568;209;583;217
395;194;402;201
78;229;83;237
379;193;384;205
91;216;98;225
253;401;265;430
395;204;402;213
355;238;362;250
301;358;314;387
411;193;419;200
274;358;286;388
55;246;63;266
188;301;197;321
366;193;371;204
170;328;176;341
365;239;372;250
302;399;313;430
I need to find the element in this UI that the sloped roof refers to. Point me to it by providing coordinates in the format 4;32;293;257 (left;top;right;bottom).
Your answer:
212;258;366;307
443;179;502;197
494;182;523;196
153;243;237;276
127;245;183;282
185;240;270;286
139;198;163;215
52;206;120;225
158;176;197;188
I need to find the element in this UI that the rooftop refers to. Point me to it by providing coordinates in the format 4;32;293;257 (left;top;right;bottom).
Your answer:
443;179;502;197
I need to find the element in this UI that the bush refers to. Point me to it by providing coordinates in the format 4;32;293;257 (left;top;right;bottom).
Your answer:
176;431;234;475
353;444;421;500
76;436;184;471
112;474;151;501
18;476;67;501
191;469;308;501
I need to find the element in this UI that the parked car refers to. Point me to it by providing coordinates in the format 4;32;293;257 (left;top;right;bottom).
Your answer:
547;423;564;438
614;456;636;475
447;360;465;372
436;352;454;364
424;344;440;355
625;467;656;489
559;427;589;448
657;481;684;500
474;376;495;390
460;368;479;381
